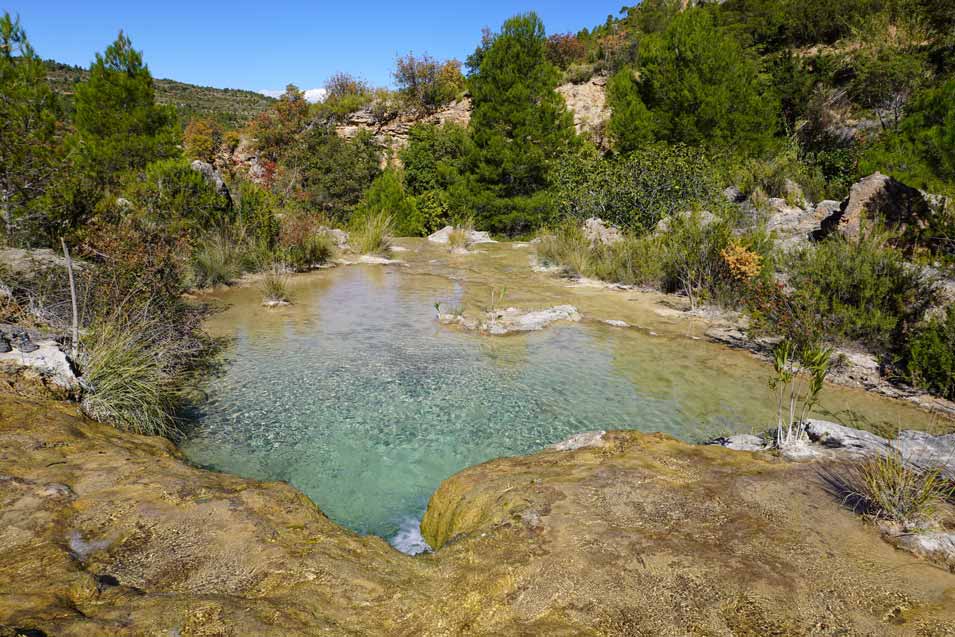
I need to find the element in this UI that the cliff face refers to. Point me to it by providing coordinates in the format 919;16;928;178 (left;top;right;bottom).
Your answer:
334;74;612;161
3;394;954;636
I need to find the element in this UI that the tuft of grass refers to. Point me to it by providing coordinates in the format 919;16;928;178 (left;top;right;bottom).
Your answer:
79;320;179;438
352;212;394;256
261;265;291;305
839;451;954;528
447;218;475;252
189;232;242;288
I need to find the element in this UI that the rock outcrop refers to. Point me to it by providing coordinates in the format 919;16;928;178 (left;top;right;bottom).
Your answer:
556;74;610;146
189;159;232;203
816;172;933;241
582;217;622;246
3;396;955;635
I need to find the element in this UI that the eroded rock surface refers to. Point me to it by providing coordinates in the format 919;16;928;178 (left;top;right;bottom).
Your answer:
3;399;955;635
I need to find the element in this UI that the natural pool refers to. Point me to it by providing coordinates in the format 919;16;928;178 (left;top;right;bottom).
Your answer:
182;241;942;553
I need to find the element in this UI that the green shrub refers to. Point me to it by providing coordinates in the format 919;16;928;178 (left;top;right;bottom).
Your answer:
80;319;178;437
234;180;279;250
903;305;955;399
550;144;719;232
125;159;232;235
278;214;335;271
351;211;394;256
356;169;423;237
787;232;939;352
607;9;778;155
261;265;291;305
659;210;735;310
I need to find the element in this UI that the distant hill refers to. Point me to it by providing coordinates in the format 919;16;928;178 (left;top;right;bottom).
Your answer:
44;60;274;129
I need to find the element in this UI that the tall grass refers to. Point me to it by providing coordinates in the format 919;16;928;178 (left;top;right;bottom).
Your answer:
841;450;954;527
536;223;663;286
261;265;291;305
189;231;243;288
79;320;179;437
352;212;394;256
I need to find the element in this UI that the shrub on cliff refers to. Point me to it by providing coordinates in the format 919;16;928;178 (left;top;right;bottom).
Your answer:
393;53;465;113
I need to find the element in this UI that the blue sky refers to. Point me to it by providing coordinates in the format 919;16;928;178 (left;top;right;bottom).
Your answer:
6;1;625;98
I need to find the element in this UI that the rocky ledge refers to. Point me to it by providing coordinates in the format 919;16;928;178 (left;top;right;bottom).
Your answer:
438;304;581;335
3;394;955;635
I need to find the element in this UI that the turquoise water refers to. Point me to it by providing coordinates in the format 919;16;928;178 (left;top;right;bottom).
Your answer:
182;255;935;552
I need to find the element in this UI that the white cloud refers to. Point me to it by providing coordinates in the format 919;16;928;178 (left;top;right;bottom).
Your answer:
303;88;327;103
258;88;327;103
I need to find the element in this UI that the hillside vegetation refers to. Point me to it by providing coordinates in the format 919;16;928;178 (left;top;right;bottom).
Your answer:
44;59;274;128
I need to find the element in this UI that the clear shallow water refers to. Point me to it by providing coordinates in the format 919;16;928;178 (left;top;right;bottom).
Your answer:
183;246;943;551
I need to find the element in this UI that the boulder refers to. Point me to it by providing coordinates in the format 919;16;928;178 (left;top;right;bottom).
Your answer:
723;186;746;203
0;336;79;397
319;226;349;249
190;159;232;203
765;198;816;251
816;172;931;241
426;226;496;245
655;209;717;234
803;419;892;457
582;217;622;246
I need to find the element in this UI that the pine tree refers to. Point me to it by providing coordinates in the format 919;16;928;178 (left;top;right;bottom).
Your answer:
0;13;60;242
608;9;778;155
467;13;577;203
71;32;179;187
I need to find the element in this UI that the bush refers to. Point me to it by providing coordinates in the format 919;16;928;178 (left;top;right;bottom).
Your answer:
607;9;778;155
535;222;667;288
550;144;720;232
260;265;291;305
234;180;280;250
278;213;335;270
902;305;955;399
355;169;423;237
393;53;464;113
183;118;223;163
125;159;232;235
350;211;394;256
786;232;939;352
659;210;736;309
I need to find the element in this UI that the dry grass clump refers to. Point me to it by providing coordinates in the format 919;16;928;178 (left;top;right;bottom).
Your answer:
352;212;394;256
261;265;291;305
839;450;953;528
80;319;179;438
447;218;475;252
